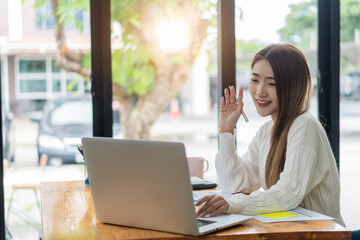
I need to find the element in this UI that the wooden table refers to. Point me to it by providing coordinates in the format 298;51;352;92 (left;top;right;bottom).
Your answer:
40;180;351;239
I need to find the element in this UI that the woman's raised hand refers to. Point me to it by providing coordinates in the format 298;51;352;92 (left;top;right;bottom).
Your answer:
219;86;244;134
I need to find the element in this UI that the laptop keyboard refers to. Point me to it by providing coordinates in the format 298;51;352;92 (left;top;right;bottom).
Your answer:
197;219;216;227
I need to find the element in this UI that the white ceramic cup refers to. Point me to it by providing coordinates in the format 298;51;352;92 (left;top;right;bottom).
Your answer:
187;157;209;179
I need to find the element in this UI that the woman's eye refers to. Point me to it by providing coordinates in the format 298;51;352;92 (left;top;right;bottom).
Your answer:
251;79;259;83
269;83;276;87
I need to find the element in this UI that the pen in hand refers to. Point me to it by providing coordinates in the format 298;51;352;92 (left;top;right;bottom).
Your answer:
229;86;249;123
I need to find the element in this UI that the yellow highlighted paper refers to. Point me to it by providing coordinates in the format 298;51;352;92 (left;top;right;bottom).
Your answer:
259;211;299;219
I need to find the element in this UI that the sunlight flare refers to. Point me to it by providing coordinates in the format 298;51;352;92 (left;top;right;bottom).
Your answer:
154;18;190;51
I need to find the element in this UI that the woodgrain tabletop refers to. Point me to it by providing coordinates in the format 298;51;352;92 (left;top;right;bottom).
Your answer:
40;180;351;240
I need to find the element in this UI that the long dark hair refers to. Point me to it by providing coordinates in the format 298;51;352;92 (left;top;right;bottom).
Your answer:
251;43;312;188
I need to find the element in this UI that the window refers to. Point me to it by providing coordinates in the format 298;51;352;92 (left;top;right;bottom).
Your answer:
51;60;60;73
19;79;47;93
35;0;84;31
17;58;86;97
35;0;55;30
19;60;46;73
52;78;61;92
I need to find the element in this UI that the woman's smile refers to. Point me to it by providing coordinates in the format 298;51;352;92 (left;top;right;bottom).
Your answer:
256;99;272;107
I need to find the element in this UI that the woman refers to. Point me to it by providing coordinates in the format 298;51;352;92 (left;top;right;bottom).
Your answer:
196;43;345;226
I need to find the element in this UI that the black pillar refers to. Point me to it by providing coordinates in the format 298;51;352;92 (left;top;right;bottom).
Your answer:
317;0;340;170
90;0;113;137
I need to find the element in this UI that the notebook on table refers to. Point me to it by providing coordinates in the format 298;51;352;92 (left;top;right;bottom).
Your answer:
82;137;252;236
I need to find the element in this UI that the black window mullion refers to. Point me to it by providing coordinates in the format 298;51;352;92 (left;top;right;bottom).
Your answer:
218;0;236;148
317;0;340;170
218;0;236;100
90;0;113;137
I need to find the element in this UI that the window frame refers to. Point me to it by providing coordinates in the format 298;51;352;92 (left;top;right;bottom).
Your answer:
0;0;342;238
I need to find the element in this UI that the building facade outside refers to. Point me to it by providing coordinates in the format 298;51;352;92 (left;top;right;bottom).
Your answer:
0;0;92;116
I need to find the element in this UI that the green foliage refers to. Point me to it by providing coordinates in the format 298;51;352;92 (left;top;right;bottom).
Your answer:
82;51;91;70
31;0;47;8
277;0;360;75
278;0;360;46
340;0;360;42
28;0;53;27
67;76;82;92
110;0;215;96
236;40;264;55
57;0;89;33
277;0;317;47
235;40;266;71
110;0;159;95
27;0;89;33
170;55;185;65
111;42;155;96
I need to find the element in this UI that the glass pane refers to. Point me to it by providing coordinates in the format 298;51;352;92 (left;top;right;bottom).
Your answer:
84;78;91;92
19;60;46;73
1;0;91;238
51;60;60;72
52;78;61;92
35;0;55;30
66;78;79;92
339;0;360;230
19;79;47;92
110;1;219;179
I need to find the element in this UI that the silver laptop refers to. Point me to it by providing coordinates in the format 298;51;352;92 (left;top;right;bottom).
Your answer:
82;137;252;236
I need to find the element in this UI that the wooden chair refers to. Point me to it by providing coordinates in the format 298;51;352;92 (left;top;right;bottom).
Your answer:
6;154;48;223
3;159;9;175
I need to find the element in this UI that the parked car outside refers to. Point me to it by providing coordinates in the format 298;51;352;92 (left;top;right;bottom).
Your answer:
32;97;93;165
32;96;122;165
343;71;360;99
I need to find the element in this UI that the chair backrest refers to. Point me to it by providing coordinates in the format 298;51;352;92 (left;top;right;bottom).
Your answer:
38;154;48;181
3;159;9;174
39;154;48;168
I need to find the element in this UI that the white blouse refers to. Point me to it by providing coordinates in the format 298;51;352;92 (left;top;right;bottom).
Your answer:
216;112;345;226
